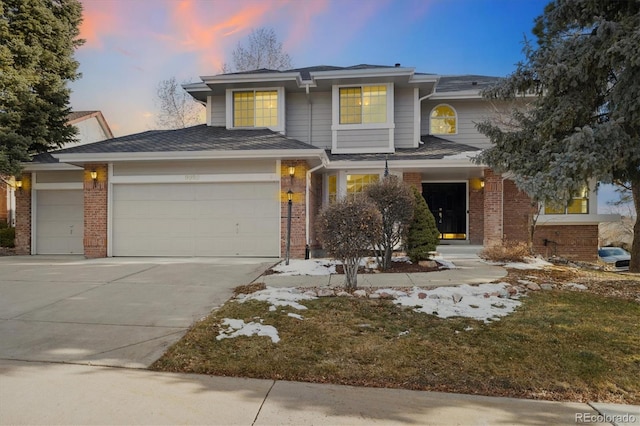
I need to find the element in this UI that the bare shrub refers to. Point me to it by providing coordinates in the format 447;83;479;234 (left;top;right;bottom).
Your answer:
480;241;531;263
317;197;382;289
365;176;415;270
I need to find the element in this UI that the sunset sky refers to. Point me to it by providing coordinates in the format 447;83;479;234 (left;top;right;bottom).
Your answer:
71;0;549;136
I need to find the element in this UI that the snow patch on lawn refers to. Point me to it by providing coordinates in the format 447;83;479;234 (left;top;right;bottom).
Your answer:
271;259;337;275
377;283;522;323
216;318;280;343
236;287;317;310
486;257;552;270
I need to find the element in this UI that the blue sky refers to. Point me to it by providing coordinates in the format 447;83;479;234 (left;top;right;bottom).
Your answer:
69;0;628;211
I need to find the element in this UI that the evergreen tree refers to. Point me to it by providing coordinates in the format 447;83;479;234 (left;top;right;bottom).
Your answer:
0;0;84;176
475;0;640;271
406;187;439;263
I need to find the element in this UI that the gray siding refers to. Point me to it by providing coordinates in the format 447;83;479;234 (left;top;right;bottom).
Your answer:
336;128;389;150
394;87;416;148
421;99;493;149
210;95;225;126
285;91;332;149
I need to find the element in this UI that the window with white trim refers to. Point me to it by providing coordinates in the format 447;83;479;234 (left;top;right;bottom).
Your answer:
430;104;457;135
233;90;278;127
544;187;589;214
339;85;387;124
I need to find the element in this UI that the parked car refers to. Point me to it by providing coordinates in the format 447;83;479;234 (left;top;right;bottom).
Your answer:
598;247;631;272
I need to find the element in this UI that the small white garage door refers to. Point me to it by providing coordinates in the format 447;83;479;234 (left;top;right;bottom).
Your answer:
112;182;280;257
36;190;84;254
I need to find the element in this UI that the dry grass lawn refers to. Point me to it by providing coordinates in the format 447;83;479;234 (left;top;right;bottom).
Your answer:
151;266;640;404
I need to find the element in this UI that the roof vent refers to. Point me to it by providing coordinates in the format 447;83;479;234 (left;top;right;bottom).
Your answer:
395;63;401;67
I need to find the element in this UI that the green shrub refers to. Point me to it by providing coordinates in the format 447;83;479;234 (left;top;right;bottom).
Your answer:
406;187;439;262
0;226;15;248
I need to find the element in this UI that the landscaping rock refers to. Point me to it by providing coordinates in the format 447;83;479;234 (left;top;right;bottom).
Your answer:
336;291;352;297
303;290;318;297
526;282;541;291
506;286;518;297
562;283;588;291
428;294;440;299
518;279;537;286
540;284;555;291
418;260;437;268
418;292;427;300
353;290;367;298
378;291;394;300
369;293;381;299
317;288;335;297
452;293;463;303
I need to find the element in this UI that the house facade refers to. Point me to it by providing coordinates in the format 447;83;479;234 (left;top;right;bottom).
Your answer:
15;65;617;260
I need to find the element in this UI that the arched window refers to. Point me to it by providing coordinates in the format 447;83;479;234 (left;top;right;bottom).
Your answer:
430;104;457;135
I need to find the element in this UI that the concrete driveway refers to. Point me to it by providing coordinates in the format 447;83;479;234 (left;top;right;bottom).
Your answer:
0;256;275;368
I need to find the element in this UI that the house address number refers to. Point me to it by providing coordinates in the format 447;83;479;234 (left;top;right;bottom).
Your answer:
184;174;200;181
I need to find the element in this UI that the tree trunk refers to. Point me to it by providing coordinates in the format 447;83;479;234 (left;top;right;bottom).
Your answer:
343;258;359;290
629;180;640;273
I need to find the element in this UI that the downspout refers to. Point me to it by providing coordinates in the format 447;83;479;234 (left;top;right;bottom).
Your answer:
306;163;324;254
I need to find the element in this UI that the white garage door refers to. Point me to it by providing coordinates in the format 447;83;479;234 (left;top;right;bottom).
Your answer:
112;182;280;257
36;190;84;254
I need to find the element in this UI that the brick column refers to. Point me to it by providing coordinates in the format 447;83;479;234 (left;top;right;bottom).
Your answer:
402;172;422;193
468;179;484;245
84;164;108;258
280;160;308;259
483;169;503;247
14;173;32;255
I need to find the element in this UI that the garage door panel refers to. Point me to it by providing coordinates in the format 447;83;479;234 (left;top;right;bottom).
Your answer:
36;190;84;254
113;182;279;257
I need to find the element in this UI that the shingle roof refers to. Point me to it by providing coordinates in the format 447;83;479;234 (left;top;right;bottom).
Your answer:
325;136;480;162
51;125;319;155
436;75;501;92
222;64;427;81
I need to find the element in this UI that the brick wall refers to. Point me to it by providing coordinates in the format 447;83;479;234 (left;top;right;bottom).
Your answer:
402;172;422;193
469;182;484;244
483;169;503;247
308;172;322;251
534;225;599;261
280;160;308;259
14;173;32;255
503;179;536;243
84;164;108;258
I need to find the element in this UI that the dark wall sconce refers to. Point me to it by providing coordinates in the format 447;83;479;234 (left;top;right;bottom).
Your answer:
90;170;97;187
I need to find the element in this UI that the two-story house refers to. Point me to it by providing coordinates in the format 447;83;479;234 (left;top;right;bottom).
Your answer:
14;65;617;259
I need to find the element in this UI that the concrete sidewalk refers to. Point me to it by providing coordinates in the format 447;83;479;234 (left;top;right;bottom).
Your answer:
2;360;638;425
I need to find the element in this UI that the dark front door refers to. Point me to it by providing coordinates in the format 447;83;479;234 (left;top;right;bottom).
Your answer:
422;183;467;240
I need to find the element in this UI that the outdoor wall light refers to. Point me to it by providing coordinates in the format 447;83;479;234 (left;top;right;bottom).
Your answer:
287;189;293;202
15;179;22;191
480;178;485;188
288;166;295;181
90;170;97;188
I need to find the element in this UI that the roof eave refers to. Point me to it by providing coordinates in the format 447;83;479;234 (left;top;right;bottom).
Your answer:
52;149;328;163
309;67;416;80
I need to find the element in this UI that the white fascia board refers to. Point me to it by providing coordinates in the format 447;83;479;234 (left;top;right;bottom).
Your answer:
200;72;302;86
537;213;621;226
325;158;484;170
53;149;328;163
309;67;415;80
22;162;83;172
431;90;483;100
408;74;439;84
182;82;209;91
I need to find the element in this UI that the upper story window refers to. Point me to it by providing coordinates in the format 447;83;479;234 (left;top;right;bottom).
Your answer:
339;85;387;124
544;187;589;214
233;90;278;127
430;104;457;135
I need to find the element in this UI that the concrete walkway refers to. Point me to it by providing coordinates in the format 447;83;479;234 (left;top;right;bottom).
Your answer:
2;360;638;425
